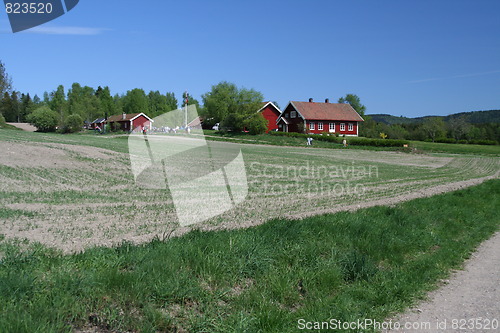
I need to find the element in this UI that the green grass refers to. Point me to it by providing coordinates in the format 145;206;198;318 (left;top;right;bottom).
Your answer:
1;128;499;156
411;140;500;156
1;180;499;332
0;128;129;153
202;130;500;156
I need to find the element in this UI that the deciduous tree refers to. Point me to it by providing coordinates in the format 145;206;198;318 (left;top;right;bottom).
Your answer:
338;94;366;117
0;61;13;97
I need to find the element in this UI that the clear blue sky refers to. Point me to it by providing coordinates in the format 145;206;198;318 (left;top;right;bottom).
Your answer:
1;0;499;117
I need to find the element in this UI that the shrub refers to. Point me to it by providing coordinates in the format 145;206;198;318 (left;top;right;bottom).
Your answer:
244;113;268;135
27;106;59;132
268;131;409;147
59;114;83;133
457;139;468;144
469;139;498;146
436;138;457;144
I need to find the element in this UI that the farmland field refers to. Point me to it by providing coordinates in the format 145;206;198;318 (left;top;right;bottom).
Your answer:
0;128;498;253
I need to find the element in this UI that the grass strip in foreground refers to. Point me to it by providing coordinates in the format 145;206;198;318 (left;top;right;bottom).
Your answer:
0;180;499;332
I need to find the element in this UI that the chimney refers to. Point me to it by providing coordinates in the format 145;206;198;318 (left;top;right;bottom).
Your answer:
325;98;329;103
309;98;313;103
122;113;126;120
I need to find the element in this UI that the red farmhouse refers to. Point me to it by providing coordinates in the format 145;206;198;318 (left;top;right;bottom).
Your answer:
106;113;153;132
257;101;281;133
276;99;364;136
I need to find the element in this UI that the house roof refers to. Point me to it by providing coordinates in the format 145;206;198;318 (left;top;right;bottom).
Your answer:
91;118;106;124
289;101;364;122
106;113;153;123
187;116;202;127
257;101;281;114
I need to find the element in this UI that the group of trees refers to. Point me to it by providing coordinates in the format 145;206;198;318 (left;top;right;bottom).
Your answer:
361;115;500;144
201;81;267;134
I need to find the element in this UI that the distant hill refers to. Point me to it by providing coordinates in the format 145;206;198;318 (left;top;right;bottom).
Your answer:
368;110;500;125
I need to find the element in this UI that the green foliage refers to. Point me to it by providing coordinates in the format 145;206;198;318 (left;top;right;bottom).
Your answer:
244;113;268;135
269;131;409;147
60;114;83;133
148;90;178;118
338;93;366;116
0;60;13;97
49;85;67;122
202;81;264;130
421;117;446;142
123;88;149;115
27;106;59;132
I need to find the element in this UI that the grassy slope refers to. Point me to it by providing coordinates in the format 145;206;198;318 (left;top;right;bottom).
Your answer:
0;180;498;332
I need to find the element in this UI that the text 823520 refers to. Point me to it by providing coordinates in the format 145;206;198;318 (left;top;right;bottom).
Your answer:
5;2;53;14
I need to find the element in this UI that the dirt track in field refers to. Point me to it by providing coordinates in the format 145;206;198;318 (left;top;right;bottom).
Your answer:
6;122;37;131
387;231;500;333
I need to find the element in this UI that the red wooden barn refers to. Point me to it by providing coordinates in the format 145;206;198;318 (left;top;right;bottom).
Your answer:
257;101;282;133
276;99;364;136
106;113;153;132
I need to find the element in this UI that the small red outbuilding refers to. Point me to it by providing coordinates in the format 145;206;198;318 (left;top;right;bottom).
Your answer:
257;102;282;133
106;113;153;132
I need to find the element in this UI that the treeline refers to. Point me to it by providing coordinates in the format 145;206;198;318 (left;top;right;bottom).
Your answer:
361;116;500;145
0;84;192;128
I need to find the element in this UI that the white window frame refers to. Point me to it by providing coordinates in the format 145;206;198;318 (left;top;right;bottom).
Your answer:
329;122;335;132
310;122;315;130
340;123;346;131
290;111;297;118
285;113;289;118
318;122;323;131
348;123;353;131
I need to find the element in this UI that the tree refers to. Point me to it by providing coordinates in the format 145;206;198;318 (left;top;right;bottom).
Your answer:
338;94;366;117
202;81;263;130
448;116;470;141
49;85;68;124
10;91;20;122
0;60;13;97
27;106;59;132
123;89;148;115
148;90;170;118
20;93;35;122
421;117;446;142
165;92;178;111
32;94;41;106
0;92;12;121
96;86;115;119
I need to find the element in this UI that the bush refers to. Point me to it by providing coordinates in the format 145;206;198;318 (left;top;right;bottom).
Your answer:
27;106;59;132
269;131;409;147
435;138;457;144
468;139;498;145
59;114;83;133
244;113;268;135
457;139;468;144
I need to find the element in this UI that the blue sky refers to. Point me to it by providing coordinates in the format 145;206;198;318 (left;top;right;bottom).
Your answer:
1;0;499;117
